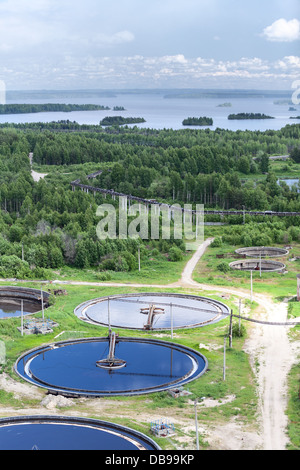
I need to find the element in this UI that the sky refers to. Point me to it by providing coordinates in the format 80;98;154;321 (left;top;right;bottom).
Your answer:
0;0;299;90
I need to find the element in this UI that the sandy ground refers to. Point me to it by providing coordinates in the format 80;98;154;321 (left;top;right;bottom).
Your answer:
0;239;299;450
29;152;48;182
31;170;48;182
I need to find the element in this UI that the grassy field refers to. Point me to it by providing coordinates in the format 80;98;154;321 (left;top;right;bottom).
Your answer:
50;250;193;284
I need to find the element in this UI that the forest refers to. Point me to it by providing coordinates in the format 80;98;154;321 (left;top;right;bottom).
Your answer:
0;122;299;280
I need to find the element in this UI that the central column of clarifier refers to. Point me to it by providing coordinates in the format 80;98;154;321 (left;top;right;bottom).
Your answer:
96;330;127;370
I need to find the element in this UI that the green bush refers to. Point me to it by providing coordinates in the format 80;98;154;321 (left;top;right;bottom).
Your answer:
0;255;31;278
169;246;183;262
231;322;247;338
96;272;112;281
217;261;230;273
211;237;222;247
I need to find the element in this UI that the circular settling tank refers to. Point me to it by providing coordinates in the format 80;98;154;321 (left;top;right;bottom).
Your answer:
15;336;208;397
229;259;286;272
74;292;230;330
0;286;49;319
235;246;289;258
0;416;160;450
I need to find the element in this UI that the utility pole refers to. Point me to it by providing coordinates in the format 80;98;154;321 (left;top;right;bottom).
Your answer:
223;336;226;381
239;299;242;335
108;296;111;330
229;309;233;348
250;270;253;302
170;302;173;339
259;253;262;277
138;247;141;272
21;299;24;337
194;399;199;450
41;288;44;321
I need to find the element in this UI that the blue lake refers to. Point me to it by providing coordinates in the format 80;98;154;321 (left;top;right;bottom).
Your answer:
1;90;299;131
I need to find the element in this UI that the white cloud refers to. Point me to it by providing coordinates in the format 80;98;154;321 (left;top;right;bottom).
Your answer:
275;55;300;70
2;52;299;90
262;18;300;42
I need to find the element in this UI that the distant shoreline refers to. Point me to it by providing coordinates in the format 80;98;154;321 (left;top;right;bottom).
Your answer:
0;103;110;115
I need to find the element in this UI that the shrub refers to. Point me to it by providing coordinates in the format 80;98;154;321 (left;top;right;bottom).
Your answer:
211;237;222;247
217;261;230;273
231;322;247;338
96;272;112;281
169;246;183;262
0;255;31;278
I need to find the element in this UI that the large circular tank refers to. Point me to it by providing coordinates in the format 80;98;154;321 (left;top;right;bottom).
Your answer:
235;246;289;258
229;259;286;272
74;292;230;330
0;286;50;319
0;415;160;450
15;336;208;397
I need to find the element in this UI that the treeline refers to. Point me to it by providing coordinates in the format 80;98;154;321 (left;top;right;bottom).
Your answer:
0;121;298;154
220;221;300;247
94;163;300;212
5;123;299;168
182;117;213;126
228;113;275;120
0;103;110;114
